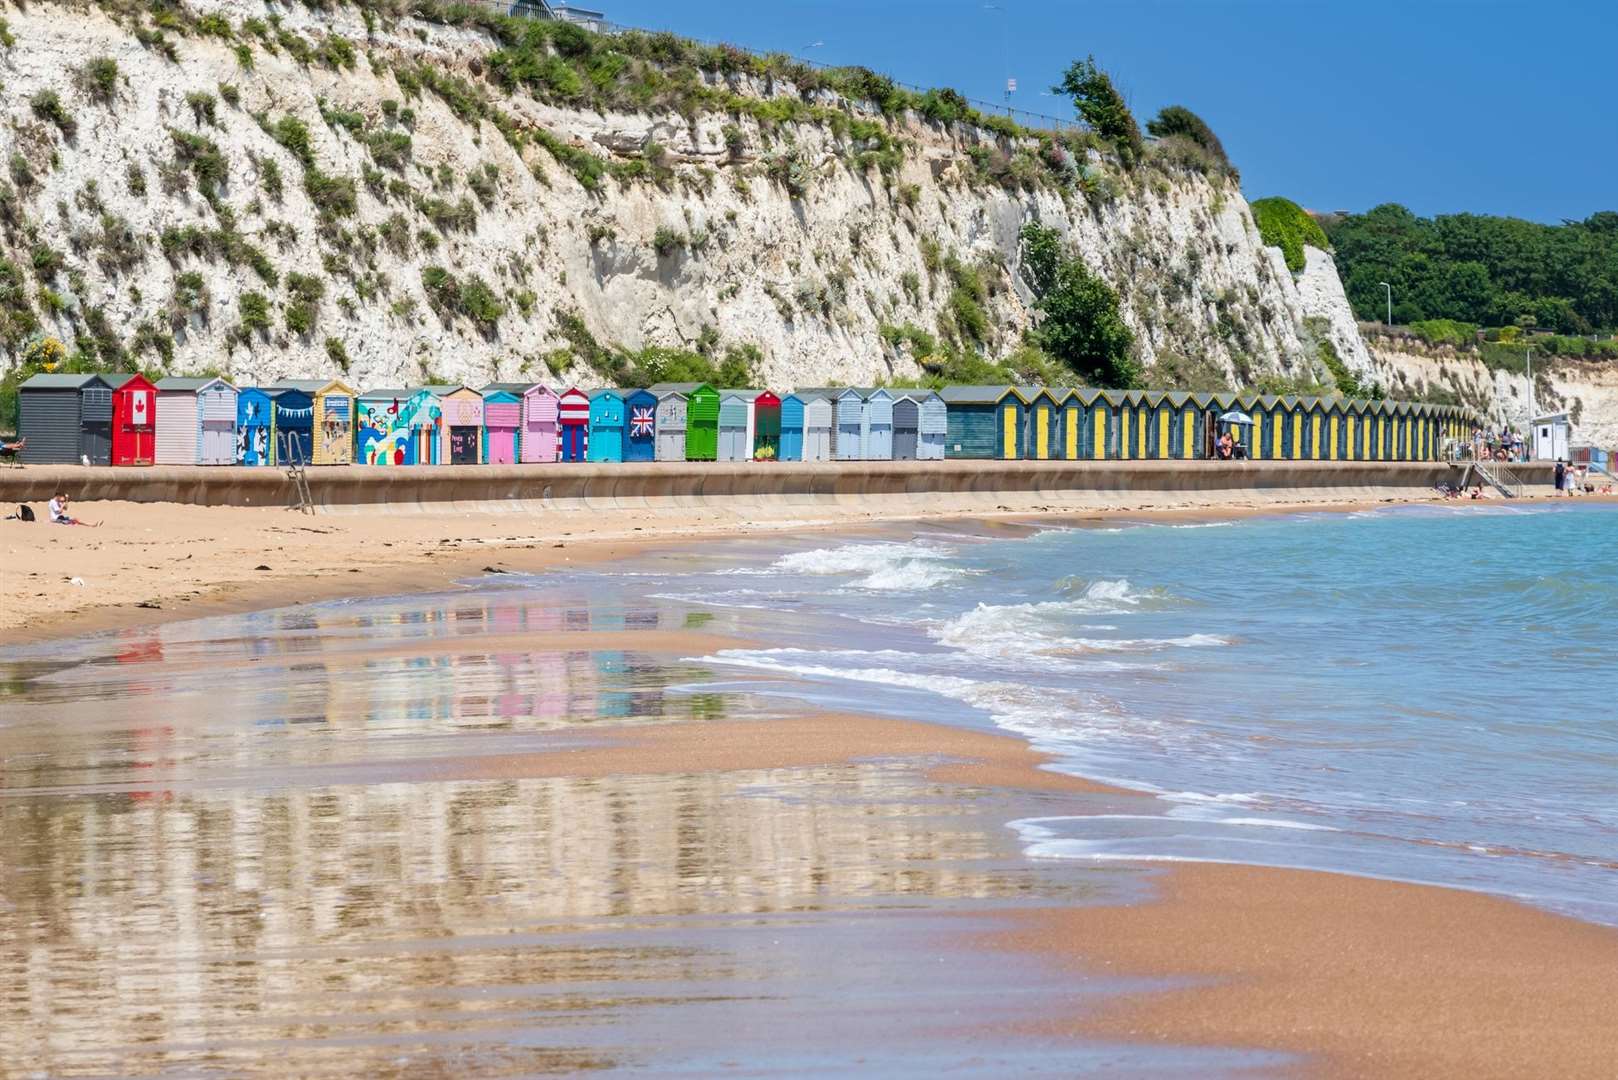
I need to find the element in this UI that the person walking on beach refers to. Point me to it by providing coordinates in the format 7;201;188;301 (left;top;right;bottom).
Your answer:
48;492;98;526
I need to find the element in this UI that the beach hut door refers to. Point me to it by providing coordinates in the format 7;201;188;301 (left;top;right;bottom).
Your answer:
449;426;478;464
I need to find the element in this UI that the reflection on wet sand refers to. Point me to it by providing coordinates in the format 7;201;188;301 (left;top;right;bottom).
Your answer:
0;589;1122;1077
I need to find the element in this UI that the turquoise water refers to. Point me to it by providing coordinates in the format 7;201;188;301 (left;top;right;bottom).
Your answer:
624;503;1618;925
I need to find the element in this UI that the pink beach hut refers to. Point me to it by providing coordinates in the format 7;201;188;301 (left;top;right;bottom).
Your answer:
521;384;560;463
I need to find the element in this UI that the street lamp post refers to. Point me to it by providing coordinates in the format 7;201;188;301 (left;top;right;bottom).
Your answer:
1526;346;1535;458
1378;282;1392;326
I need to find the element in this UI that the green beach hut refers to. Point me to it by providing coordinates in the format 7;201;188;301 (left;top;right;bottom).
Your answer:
652;382;719;461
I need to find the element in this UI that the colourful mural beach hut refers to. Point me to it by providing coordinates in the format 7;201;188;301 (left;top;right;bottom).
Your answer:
481;386;524;465
521;384;560;463
155;376;237;465
940;386;1025;459
358;388;440;465
236;387;274;465
779;393;807;461
557;387;591;461
624;388;658;463
16;373;105;464
717;390;761;462
800;391;835;461
110;373;157;466
311;379;356;465
654;388;687;461
587;388;628;463
752;390;782;460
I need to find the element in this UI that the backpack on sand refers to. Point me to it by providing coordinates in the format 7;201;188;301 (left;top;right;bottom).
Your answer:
17;504;34;522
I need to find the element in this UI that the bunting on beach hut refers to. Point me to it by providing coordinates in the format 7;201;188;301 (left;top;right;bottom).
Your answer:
155;377;237;465
654;388;687;461
269;388;315;465
522;384;560;463
110;373;157;466
557;387;591;462
718;390;761;462
779;393;807;461
481;386;524;465
587;389;628;463
236;387;274;466
753;391;782;460
624;389;659;463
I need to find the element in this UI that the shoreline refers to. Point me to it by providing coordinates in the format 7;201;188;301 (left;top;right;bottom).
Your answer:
6;499;1615;1076
7;489;1605;646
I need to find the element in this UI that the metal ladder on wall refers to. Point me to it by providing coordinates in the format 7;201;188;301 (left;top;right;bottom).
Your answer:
281;433;315;515
1465;460;1523;499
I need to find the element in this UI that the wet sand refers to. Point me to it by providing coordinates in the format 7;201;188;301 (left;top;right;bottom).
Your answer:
992;865;1618;1079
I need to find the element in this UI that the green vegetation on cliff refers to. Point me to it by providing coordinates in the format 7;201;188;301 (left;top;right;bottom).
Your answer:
1251;197;1329;272
1325;204;1618;336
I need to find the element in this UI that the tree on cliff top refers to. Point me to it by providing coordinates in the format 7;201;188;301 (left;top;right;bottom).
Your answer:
1146;105;1235;177
1019;224;1138;387
1054;56;1143;166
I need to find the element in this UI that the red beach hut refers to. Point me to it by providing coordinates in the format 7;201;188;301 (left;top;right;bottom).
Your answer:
557;387;590;462
111;373;158;466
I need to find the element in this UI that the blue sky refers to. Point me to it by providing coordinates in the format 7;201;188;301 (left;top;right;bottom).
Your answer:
594;0;1616;224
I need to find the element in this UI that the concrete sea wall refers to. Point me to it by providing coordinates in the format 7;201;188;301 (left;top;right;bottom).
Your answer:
0;461;1562;514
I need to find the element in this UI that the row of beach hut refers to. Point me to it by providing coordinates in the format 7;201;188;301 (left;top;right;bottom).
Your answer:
16;375;1475;466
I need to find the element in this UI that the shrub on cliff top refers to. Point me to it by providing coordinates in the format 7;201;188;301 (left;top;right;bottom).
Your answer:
1251;196;1330;272
1053;56;1142;165
1146;105;1234;177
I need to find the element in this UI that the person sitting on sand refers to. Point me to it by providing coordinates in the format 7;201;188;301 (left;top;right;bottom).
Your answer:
48;492;97;527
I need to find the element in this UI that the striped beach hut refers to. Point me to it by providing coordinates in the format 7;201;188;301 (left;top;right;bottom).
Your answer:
155;377;237;465
624;389;658;463
940;386;1026;459
717;390;761;462
309;379;356;465
861;388;894;460
1020;387;1059;460
753;390;782;460
522;384;560;463
779;393;807;461
557;387;590;462
16;373;104;464
110;373;157;466
800;390;836;461
587;389;628;463
481;386;524;465
236;387;274;465
654;388;687;461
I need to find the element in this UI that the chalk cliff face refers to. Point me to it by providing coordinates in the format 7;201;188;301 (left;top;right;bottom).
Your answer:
0;0;1447;399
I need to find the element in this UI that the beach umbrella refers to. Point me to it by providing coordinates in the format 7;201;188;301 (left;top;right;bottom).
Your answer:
1219;410;1256;426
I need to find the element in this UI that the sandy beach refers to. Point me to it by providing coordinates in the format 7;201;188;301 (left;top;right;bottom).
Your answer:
4;497;1615;1077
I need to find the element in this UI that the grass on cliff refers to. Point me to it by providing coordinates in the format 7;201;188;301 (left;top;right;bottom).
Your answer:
1251;196;1329;272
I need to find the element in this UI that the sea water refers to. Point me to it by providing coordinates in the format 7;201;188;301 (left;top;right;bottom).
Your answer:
626;503;1618;925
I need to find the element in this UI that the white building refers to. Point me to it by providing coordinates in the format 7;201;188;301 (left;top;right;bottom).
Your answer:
1532;413;1570;461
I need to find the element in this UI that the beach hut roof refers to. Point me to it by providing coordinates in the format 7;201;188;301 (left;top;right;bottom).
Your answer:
722;388;765;401
156;376;234;392
267;378;328;392
648;381;716;394
103;373;142;389
480;381;533;395
360;387;413;398
589;387;627;401
20;373;104;389
937;385;1019;404
1163;390;1194;407
417;383;475;397
655;386;688;401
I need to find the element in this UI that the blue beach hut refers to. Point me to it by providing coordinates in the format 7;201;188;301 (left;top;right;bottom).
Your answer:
587;389;628;463
834;388;866;460
236;387;274;465
863;388;895;460
939;386;1027;459
269;387;314;465
624;388;658;463
779;393;807;461
1021;387;1061;460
